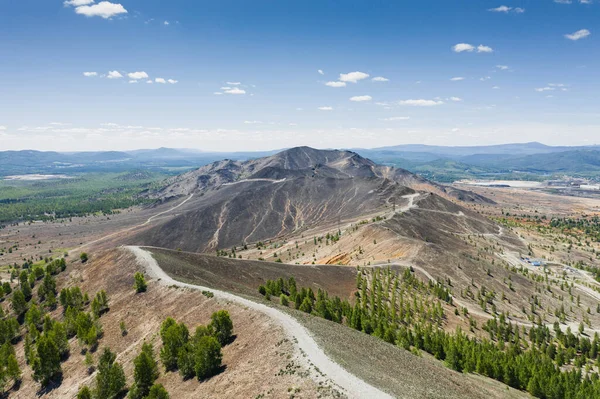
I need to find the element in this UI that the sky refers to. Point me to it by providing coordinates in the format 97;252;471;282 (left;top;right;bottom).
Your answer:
0;0;598;152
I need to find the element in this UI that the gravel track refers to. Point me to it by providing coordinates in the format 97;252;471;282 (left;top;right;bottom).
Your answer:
126;245;393;399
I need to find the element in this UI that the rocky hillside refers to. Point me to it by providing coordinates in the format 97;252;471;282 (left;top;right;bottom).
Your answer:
133;147;492;252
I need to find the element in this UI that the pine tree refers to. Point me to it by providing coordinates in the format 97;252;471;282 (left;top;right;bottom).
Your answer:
130;342;159;399
194;336;222;380
134;272;147;293
32;335;61;386
209;310;233;346
95;348;125;399
11;289;28;318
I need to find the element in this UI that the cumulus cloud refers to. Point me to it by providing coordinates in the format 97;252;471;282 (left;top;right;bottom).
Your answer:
450;97;463;102
535;87;555;92
372;76;389;82
339;71;370;83
453;43;493;53
155;78;166;84
0;126;6;130
381;117;410;121
64;0;95;5
167;79;178;84
554;0;572;3
565;29;591;40
450;77;464;81
127;71;148;80
83;72;97;77
399;99;444;106
488;5;525;13
496;65;509;70
318;69;324;75
107;70;123;79
325;81;346;88
224;87;246;94
350;95;372;102
128;80;138;84
226;82;241;85
244;121;263;124
453;43;475;52
318;106;333;111
164;21;170;25
74;1;127;19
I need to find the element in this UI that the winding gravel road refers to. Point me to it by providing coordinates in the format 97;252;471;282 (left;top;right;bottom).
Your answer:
126;245;392;399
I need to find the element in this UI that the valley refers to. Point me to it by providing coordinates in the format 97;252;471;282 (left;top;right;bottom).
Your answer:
2;147;600;398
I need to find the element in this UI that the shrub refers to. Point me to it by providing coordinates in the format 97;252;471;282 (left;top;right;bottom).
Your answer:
77;386;92;399
147;383;170;399
80;253;88;263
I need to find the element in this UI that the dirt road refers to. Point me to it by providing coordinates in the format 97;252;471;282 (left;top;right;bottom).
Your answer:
126;245;393;399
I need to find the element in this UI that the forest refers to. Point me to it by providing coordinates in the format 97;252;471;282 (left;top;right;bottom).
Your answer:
260;267;600;399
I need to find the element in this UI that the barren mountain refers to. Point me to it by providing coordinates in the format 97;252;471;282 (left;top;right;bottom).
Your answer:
133;147;491;252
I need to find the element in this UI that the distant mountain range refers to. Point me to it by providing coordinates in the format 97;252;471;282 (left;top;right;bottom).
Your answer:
2;142;600;181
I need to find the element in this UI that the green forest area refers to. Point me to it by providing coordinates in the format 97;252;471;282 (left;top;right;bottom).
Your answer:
0;172;166;224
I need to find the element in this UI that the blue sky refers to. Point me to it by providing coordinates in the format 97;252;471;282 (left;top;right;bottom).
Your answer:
0;0;598;151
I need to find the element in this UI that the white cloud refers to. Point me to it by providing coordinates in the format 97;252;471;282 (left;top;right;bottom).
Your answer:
554;0;572;3
565;29;591;40
477;45;493;53
488;5;525;13
453;43;475;52
74;1;127;19
164;21;170;25
127;71;148;80
0;126;6;130
146;80;153;84
155;78;166;84
318;106;333;111
450;97;463;102
399;99;444;106
480;76;491;81
244;121;263;124
339;71;370;83
451;128;460;132
167;79;178;84
450;77;464;81
580;0;592;3
492;86;500;89
318;69;324;75
496;65;509;70
213;92;223;95
226;82;241;85
107;70;123;79
381;117;410;121
350;95;372;102
224;87;246;94
83;72;97;77
129;80;138;84
535;87;555;92
325;81;346;88
488;5;511;12
64;0;94;6
372;76;389;82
